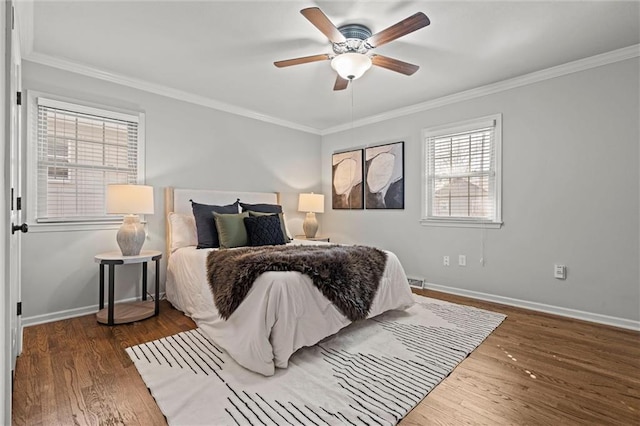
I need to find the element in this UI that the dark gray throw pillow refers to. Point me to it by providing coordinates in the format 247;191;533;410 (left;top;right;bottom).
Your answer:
239;201;282;214
244;215;286;246
191;200;239;248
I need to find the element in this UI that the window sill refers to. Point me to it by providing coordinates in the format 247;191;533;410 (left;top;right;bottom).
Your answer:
28;221;124;233
420;219;502;229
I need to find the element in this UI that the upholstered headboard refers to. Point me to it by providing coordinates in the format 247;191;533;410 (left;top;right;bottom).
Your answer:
164;187;281;257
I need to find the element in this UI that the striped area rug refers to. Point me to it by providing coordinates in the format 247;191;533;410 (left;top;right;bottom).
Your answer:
127;295;505;425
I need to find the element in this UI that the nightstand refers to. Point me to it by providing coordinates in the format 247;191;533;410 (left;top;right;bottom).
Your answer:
294;235;330;242
95;250;162;325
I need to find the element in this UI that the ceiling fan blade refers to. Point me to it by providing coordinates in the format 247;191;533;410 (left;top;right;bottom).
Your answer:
274;53;331;68
300;7;346;44
333;75;349;91
371;54;419;75
365;12;430;48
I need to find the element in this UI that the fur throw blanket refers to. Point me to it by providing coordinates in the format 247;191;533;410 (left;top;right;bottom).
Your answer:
206;245;388;321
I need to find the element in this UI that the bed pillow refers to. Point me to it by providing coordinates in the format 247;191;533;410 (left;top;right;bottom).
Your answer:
244;215;286;246
191;200;239;249
247;211;291;242
280;213;293;242
168;212;198;252
213;212;249;248
239;201;282;214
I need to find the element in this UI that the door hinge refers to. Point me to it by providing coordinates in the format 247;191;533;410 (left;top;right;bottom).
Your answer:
16;91;21;106
17;302;22;316
16;197;21;211
11;6;15;30
11;188;14;210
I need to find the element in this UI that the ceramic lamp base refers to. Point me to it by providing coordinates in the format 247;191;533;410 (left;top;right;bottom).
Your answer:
116;214;146;256
302;212;318;238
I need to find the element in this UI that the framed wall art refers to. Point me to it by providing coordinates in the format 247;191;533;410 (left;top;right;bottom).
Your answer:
365;141;404;209
332;149;364;209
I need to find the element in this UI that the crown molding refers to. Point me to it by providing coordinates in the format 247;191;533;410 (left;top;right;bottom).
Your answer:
24;44;639;137
321;44;640;135
23;52;322;135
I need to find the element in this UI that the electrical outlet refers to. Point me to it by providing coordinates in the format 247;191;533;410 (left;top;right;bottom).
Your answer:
459;255;466;266
554;264;566;279
443;256;450;266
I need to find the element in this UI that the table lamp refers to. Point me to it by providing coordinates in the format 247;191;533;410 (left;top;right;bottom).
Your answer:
298;193;324;238
106;184;154;256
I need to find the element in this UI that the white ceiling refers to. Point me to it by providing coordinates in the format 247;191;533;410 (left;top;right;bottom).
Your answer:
19;1;640;133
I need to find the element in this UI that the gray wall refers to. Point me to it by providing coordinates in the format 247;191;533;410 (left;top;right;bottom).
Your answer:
21;61;321;321
321;58;640;323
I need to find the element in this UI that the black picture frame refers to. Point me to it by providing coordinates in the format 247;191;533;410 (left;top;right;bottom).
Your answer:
365;141;404;209
332;149;364;209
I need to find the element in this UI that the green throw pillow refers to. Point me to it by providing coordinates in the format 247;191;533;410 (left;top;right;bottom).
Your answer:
247;211;290;242
213;212;249;248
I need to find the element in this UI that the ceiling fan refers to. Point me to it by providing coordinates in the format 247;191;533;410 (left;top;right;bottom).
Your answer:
274;7;430;91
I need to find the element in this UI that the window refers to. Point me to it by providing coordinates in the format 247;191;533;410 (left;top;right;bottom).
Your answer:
28;93;145;226
422;114;502;228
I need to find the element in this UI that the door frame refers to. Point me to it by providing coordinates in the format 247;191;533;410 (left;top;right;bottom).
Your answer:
8;1;22;363
1;0;9;422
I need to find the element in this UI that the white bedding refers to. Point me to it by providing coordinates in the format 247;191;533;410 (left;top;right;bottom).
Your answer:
166;239;414;376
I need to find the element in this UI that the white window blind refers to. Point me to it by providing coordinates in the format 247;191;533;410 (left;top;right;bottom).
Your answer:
423;114;502;227
35;97;142;222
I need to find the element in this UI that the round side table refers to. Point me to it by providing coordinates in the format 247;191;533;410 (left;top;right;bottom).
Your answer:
95;250;162;325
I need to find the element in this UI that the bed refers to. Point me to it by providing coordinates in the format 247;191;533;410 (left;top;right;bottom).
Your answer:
164;187;415;376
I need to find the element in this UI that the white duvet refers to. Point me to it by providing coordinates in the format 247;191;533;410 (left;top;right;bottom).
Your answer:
166;240;415;376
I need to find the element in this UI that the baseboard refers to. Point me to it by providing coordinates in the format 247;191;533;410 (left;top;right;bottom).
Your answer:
423;282;640;331
22;286;639;332
21;293;167;328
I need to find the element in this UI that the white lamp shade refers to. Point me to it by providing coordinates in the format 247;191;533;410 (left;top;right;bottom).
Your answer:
331;53;372;80
298;193;325;213
106;184;154;215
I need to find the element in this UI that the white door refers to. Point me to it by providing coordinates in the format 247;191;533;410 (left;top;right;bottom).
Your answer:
2;1;23;420
8;0;24;370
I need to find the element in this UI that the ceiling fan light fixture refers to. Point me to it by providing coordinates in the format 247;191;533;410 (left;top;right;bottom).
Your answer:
331;53;372;81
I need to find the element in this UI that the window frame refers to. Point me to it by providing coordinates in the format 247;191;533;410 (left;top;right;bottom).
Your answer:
421;114;503;228
26;91;146;232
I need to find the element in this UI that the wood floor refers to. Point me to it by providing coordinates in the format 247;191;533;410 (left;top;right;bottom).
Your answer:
12;290;640;425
